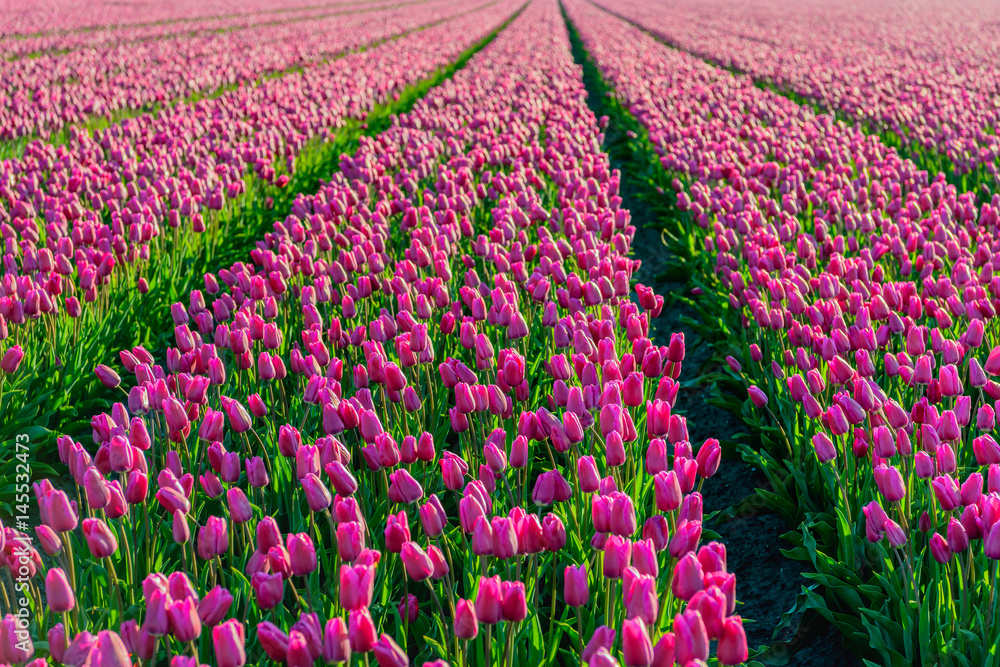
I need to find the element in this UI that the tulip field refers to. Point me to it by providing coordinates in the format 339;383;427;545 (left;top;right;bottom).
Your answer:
1;0;999;665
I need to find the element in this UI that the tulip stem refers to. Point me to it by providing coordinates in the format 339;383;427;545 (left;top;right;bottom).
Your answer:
120;524;135;598
402;571;410;652
605;578;613;628
105;556;123;621
960;552;970;630
530;555;540;610
249;427;273;473
500;472;517;510
303;575;315;612
576;610;584;658
501;621;517;667
764;405;794;460
188;640;199;663
831;468;853;526
143;503;152;576
31;580;45;631
61;533;78;605
381;469;391;510
990;560;999;632
549;567;557;634
180;432;193;478
288;578;308;611
484;625;492;667
426;579;446;623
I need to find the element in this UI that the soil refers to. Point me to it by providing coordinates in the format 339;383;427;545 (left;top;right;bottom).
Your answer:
617;135;862;667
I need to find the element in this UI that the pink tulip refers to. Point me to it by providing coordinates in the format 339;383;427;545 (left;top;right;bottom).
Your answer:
214;619;246;667
251;572;284;610
621;617;654;666
349;608;378;653
82;517;118;558
45;568;75;613
717;616;748;665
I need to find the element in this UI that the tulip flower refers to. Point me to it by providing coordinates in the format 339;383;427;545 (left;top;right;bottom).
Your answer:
717;616;749;665
384;511;411;553
671;552;704;601
398;594;419;623
44;490;79;532
96;630;129;666
337;521;366;562
475;575;503;625
564;563;589;607
198;516;228;560
168;597;202;642
288;533;317;576
198;586;234;627
985;523;1000;560
454;598;479;639
500;580;527;621
82;517;118;558
349;608;378;653
747;385;768;407
582;626;617;664
621;617;654;666
45;568;75;613
251;572;284;610
388;468;424;504
401;541;434;581
301;473;333;512
373;634;407;667
214;619;246;667
604;535;632;579
323;618;351;664
653;471;682;512
257;622;290;662
227;488;253;524
340;564;375;610
673;610;709;663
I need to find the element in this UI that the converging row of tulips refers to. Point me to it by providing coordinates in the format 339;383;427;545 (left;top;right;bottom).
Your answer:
594;0;1000;189
0;0;390;46
0;0;520;436
0;0;512;340
0;0;492;145
2;1;749;666
565;0;1000;662
0;0;417;60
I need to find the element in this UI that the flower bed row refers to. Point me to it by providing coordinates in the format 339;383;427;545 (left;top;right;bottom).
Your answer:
0;0;487;145
0;0;520;507
565;0;1000;663
2;1;751;665
0;0;352;42
589;0;1000;190
0;0;513;344
0;0;417;60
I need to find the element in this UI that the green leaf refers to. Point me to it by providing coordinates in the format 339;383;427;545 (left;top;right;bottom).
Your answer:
834;507;855;570
918;589;930;659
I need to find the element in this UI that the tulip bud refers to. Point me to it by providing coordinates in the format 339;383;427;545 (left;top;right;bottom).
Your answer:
213;619;246;667
454;599;478;639
45;568;75;613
